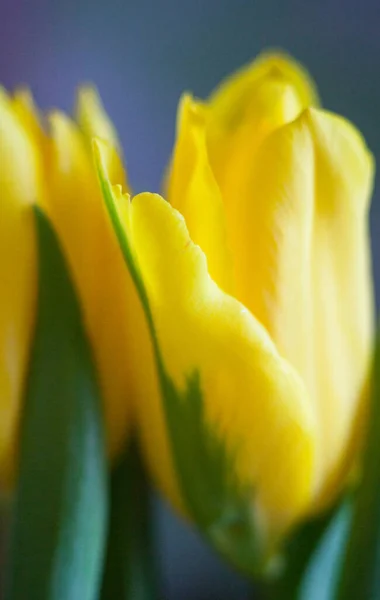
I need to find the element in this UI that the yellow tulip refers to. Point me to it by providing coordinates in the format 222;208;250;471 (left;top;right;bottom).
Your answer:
94;52;374;563
0;86;154;491
167;51;375;514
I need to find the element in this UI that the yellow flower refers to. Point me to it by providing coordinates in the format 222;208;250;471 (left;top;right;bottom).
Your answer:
167;51;375;515
0;86;154;490
94;52;374;565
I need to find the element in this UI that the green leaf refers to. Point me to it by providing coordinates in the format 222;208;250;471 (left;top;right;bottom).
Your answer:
336;333;380;600
5;208;108;600
100;441;158;600
259;499;351;600
298;501;351;600
95;151;264;578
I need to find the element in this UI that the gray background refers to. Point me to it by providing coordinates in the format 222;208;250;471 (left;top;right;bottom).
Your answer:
1;1;379;598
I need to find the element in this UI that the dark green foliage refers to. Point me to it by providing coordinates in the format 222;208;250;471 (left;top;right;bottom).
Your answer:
5;208;108;600
337;336;380;600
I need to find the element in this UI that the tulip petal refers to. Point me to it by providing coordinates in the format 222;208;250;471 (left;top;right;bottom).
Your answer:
46;114;146;461
206;51;318;187
95;140;317;564
10;90;51;215
76;86;128;189
167;94;233;292
209;80;305;279
12;89;47;160
231;107;374;507
95;140;184;513
76;85;120;149
209;51;319;132
0;90;40;489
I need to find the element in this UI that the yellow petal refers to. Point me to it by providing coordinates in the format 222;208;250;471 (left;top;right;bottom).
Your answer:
76;85;120;148
12;89;52;214
167;94;232;292
210;80;306;292
305;108;374;507
121;189;316;538
208;50;318;131
206;51;317;183
12;88;47;156
47;111;100;284
75;85;128;190
0;89;39;489
229;107;374;507
93;138;184;513
46;114;137;459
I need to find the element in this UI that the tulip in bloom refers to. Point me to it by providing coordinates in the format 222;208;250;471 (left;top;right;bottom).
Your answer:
167;53;375;515
0;87;155;491
94;52;374;565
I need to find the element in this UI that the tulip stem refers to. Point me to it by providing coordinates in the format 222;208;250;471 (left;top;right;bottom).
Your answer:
100;440;159;600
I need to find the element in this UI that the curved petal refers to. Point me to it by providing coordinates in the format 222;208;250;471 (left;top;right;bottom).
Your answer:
76;85;120;148
210;80;305;286
12;89;47;159
131;193;316;531
75;85;127;189
206;51;318;185
95;140;317;546
208;50;319;131
167;94;233;292
0;90;39;489
231;107;374;507
94;140;184;513
46;114;141;460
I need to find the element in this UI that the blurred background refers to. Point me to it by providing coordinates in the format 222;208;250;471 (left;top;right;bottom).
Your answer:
1;1;379;598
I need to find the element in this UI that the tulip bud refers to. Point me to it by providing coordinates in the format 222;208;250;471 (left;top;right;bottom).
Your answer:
167;53;375;515
94;52;375;572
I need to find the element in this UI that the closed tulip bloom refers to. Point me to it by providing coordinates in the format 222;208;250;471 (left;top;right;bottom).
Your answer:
0;87;154;490
94;52;374;563
167;54;375;521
